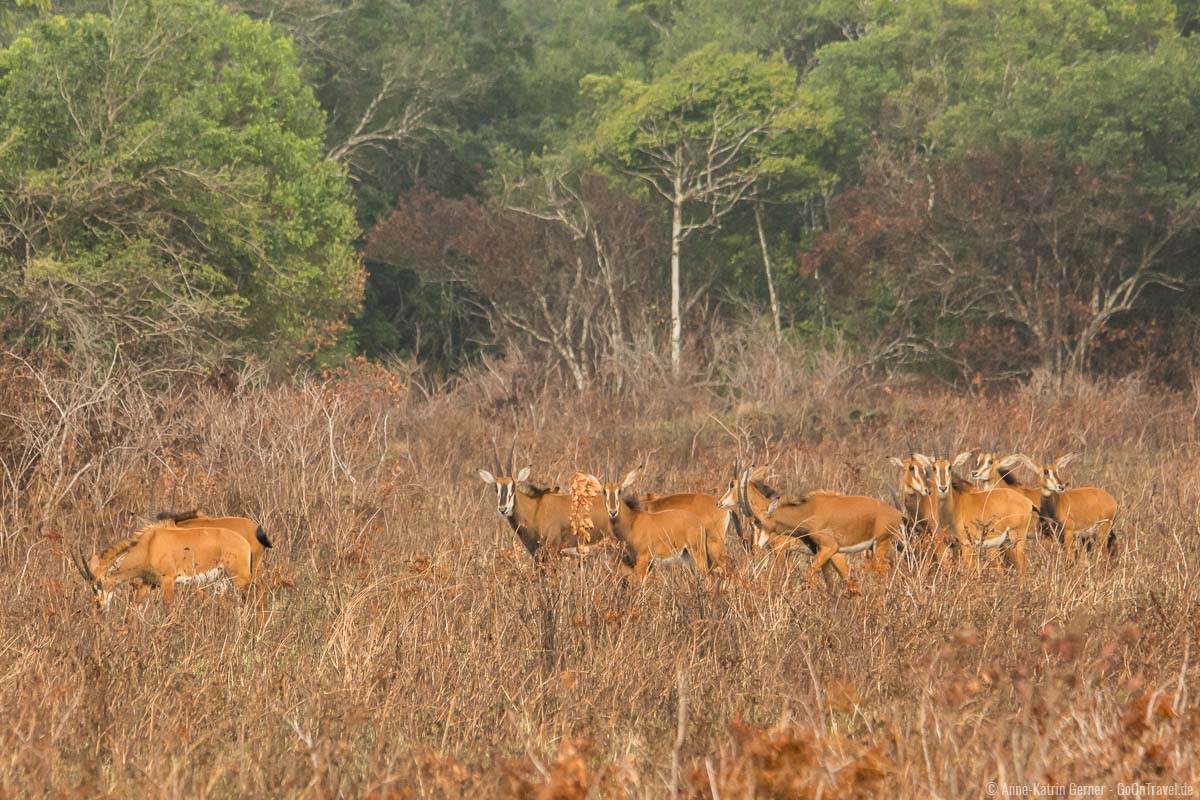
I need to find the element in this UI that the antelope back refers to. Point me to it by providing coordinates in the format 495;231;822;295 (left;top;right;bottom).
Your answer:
148;526;253;577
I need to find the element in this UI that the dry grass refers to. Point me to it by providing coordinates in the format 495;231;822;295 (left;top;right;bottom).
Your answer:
1;351;1198;798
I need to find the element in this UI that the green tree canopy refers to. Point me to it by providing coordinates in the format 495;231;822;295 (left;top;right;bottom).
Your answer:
0;0;360;366
585;44;837;371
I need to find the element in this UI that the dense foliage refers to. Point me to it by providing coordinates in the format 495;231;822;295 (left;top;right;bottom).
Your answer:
0;0;361;367
2;0;1197;381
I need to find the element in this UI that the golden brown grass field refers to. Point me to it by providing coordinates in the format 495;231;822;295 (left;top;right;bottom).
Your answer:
1;351;1198;798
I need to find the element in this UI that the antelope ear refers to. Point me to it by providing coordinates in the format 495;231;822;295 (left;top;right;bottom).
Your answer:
1013;454;1039;473
583;474;602;490
1055;453;1077;470
516;466;531;483
766;499;779;516
478;469;497;485
749;465;768;481
951;451;972;470
913;453;933;469
996;453;1023;470
620;466;642;489
888;457;905;468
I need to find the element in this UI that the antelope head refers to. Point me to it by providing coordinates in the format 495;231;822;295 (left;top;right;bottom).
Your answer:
733;465;772;549
585;466;641;520
715;460;743;511
969;441;1022;486
478;439;531;517
1017;453;1076;495
71;548;112;610
931;450;972;497
889;452;932;498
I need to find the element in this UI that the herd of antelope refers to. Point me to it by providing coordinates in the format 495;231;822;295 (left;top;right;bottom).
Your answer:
479;441;1119;595
72;440;1117;610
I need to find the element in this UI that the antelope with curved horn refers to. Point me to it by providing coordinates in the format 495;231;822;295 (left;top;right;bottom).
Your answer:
719;464;902;595
72;521;255;610
922;450;1036;572
1016;453;1118;561
587;465;723;581
478;439;611;561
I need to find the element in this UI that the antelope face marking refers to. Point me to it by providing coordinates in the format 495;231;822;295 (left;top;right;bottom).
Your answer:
479;465;530;518
754;526;770;549
715;480;738;510
494;478;517;516
932;460;954;496
1043;466;1068;494
892;456;931;497
970;452;995;483
907;461;931;497
602;483;623;520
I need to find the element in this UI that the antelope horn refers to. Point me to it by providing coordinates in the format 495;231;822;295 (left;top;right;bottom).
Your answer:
70;550;86;581
738;467;753;518
507;437;516;476
73;548;94;582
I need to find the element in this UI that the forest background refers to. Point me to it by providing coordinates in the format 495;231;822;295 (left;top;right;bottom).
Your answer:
3;0;1199;388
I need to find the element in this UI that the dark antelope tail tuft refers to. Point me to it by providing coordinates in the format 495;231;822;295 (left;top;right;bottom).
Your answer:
156;509;200;522
256;525;273;549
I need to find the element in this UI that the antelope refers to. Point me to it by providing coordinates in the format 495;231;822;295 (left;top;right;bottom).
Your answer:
920;451;1036;572
587;466;723;581
640;489;742;549
478;441;611;560
719;464;903;594
888;452;944;561
157;510;272;583
1016;453;1118;561
72;521;254;610
969;447;1041;507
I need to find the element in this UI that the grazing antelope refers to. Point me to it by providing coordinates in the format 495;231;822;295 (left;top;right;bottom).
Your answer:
587;466;723;581
920;452;1036;572
157;510;272;582
478;441;611;560
1016;453;1118;560
720;464;902;595
888;453;944;562
72;521;254;609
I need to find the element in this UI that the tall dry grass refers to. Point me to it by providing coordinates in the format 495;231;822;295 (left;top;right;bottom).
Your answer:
0;347;1197;798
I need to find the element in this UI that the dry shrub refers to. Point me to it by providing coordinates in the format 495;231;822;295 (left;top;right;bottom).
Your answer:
0;352;1198;797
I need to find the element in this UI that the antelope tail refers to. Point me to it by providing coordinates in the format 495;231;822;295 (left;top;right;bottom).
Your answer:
256;525;273;549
